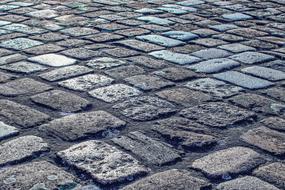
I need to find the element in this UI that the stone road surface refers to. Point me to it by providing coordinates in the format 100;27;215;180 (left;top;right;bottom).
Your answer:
0;0;285;189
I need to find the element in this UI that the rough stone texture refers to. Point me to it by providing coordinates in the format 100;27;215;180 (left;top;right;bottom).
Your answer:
0;78;52;97
241;127;285;155
112;131;181;165
0;71;16;83
57;140;149;185
216;176;280;190
253;162;285;189
180;102;255;128
122;169;210;190
260;117;285;131
192;147;265;179
0;100;50;128
0;136;49;166
0;121;18;140
113;96;177;121
0;161;77;190
31;90;91;112
40;111;125;141
153;67;197;81
28;54;77;67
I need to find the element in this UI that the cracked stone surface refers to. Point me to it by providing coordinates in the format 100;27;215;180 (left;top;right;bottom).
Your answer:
0;0;285;189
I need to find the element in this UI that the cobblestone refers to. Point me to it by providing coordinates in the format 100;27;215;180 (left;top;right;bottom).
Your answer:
1;0;285;189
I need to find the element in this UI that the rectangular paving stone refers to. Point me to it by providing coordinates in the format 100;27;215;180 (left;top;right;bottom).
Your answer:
241;126;285;156
28;53;77;67
180;102;255;128
0;23;45;34
0;121;18;141
0;161;77;190
31;90;91;113
191;147;264;179
27;9;58;19
149;50;200;65
162;31;198;41
89;84;142;103
0;78;52;97
253;162;285;189
191;48;232;60
216;176;279;190
219;43;255;53
137;34;185;47
57;140;149;185
104;65;145;79
125;74;174;91
242;66;285;81
113;96;177;121
222;13;252;21
137;16;174;26
0;100;50;128
213;71;274;89
122;169;210;190
185;78;243;97
0;54;27;65
0;38;43;50
86;57;127;70
39;65;93;82
40;111;125;141
0;61;48;74
112;131;181;165
188;58;240;73
116;39;164;52
58;74;114;92
0;136;49;166
230;52;275;64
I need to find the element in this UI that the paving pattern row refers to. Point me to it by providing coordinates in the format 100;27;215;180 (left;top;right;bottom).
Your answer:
0;0;285;189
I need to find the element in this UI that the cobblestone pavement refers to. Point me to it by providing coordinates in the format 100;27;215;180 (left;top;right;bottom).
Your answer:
0;0;285;189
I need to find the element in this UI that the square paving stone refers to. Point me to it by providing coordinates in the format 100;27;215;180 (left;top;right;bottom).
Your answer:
40;111;125;141
191;48;232;59
104;65;145;79
216;176;279;190
0;136;49;166
122;169;210;190
0;61;48;74
185;78;243;97
253;162;285;189
241;126;285;156
156;87;212;106
0;54;27;65
0;100;50;128
0;38;43;50
162;31;198;41
113;96;177;121
0;71;16;83
229;93;284;115
230;52;275;64
28;53;77;67
180;102;255;128
39;65;92;82
59;74;114;92
0;78;52;97
138;16;174;26
242;66;285;81
89;84;142;103
0;121;18;141
31;90;91;113
153;67;197;81
112;131;181;166
222;13;252;21
260;117;285;132
213;71;274;89
0;161;77;190
116;39;164;52
149;50;200;65
86;57;127;70
191;147;264;179
57;140;149;185
188;58;240;73
125;74;174;91
137;34;185;47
